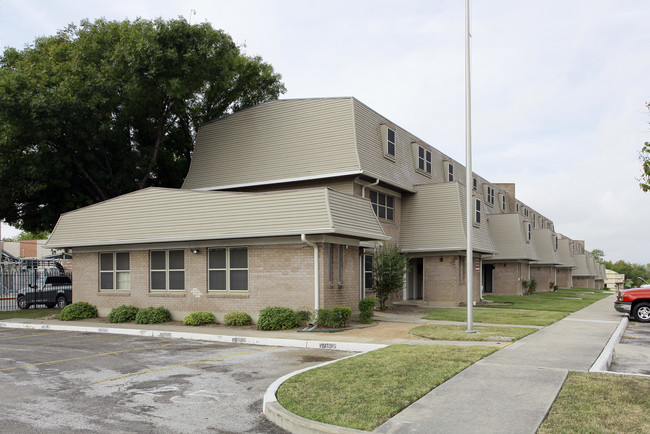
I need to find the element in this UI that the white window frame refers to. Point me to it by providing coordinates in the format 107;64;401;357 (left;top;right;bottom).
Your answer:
415;144;432;175
150;250;185;291
369;190;395;221
208;247;249;292
525;222;532;243
444;162;454;182
500;194;507;211
484;185;495;206
473;177;478;191
473;198;481;227
99;252;130;291
380;124;396;159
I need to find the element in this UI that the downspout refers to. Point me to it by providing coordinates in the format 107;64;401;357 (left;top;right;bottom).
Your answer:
361;178;380;198
301;234;319;314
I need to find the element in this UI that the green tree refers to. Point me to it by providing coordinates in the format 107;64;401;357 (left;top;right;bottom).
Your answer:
591;249;605;263
641;103;650;192
0;18;285;232
372;244;409;310
602;259;650;287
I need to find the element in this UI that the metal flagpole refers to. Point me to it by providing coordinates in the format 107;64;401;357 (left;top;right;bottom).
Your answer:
465;0;475;332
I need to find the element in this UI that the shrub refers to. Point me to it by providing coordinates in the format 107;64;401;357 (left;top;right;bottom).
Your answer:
528;279;538;295
59;302;98;321
135;307;172;324
224;311;252;326
358;297;375;323
257;306;298;331
295;309;312;325
107;305;139;323
183;311;216;326
317;307;352;328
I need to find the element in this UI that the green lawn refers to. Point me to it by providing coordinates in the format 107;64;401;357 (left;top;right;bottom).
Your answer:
277;344;497;431
0;308;59;321
410;324;538;341
539;372;650;433
424;307;566;326
483;288;611;312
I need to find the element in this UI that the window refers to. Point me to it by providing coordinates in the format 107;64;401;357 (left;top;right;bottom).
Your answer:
500;194;507;211
484;185;495;206
532;214;537;229
473;177;478;191
151;250;185;291
515;202;520;213
554;235;558;251
369;190;395;221
446;163;454;181
380;124;396;159
474;198;481;226
208;247;248;291
416;145;432;174
525;222;532;243
363;254;373;291
100;252;130;290
524;208;529;217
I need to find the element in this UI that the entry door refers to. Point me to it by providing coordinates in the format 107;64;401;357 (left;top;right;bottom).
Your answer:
405;258;424;300
483;264;494;293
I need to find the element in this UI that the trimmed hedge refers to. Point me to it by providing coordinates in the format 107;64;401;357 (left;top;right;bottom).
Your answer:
135;307;172;324
183;311;216;326
257;306;298;331
59;302;98;321
358;297;375;323
108;305;139;323
224;311;252;326
295;309;312;325
317;307;352;328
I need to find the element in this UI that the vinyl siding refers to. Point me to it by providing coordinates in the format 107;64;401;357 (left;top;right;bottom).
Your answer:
556;237;577;268
182;98;361;190
47;187;387;248
486;214;539;261
400;183;496;253
531;228;563;265
573;254;591;276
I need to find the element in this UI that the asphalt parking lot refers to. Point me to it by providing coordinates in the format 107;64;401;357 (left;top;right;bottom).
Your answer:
609;320;650;376
0;328;353;433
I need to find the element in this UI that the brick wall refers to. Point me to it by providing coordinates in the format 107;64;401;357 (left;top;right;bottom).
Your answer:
555;268;573;288
572;276;595;289
72;243;362;321
421;255;481;307
491;261;528;295
530;265;557;292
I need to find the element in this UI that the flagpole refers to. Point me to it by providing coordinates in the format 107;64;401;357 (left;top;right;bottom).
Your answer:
465;0;475;332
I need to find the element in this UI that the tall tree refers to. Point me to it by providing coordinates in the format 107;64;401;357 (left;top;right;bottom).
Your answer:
372;244;409;310
0;18;285;231
641;103;650;192
591;248;605;263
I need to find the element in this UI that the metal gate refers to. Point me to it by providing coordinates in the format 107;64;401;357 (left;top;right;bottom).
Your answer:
0;259;72;311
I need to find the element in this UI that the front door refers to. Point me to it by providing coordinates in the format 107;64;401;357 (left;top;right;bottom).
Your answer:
483;264;494;294
405;258;424;300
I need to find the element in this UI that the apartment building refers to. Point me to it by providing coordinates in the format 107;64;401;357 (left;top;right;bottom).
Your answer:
47;97;601;318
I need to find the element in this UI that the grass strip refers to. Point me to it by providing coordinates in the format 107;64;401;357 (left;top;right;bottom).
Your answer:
424;308;566;326
410;324;538;341
277;344;497;431
538;372;650;434
483;288;611;312
0;308;60;321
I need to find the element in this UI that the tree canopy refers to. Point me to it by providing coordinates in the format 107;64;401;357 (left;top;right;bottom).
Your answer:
641;103;650;192
603;258;650;288
591;248;605;263
0;18;285;231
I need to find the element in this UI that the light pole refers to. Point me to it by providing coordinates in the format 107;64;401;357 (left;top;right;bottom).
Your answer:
465;0;475;333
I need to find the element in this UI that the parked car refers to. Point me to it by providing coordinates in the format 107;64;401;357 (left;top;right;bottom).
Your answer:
615;286;650;322
16;275;72;309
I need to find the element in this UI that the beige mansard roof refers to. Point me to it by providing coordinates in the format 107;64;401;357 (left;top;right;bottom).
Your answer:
531;228;563;265
46;187;388;248
556;237;577;269
485;214;539;261
399;183;497;253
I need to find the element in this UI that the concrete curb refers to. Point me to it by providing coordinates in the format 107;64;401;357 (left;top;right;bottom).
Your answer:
589;315;628;373
262;350;376;434
0;321;388;353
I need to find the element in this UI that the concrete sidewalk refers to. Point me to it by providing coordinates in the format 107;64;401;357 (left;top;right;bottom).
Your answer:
376;295;622;434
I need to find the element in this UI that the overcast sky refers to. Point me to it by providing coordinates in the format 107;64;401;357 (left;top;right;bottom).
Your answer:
1;0;649;264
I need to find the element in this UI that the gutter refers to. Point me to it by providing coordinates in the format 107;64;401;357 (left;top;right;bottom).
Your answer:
301;234;319;314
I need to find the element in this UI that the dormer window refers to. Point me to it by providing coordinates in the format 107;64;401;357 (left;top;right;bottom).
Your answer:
499;193;507;211
484;185;495;206
443;161;454;182
380;124;396;160
473;177;478;191
524;208;529;218
415;144;432;175
515;202;520;213
474;198;481;226
525;222;532;243
532;214;537;229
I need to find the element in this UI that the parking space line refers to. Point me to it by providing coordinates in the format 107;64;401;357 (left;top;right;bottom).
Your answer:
0;342;175;372
88;346;279;385
0;331;72;341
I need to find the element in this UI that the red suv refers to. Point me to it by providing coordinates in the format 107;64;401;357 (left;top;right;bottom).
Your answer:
615;285;650;322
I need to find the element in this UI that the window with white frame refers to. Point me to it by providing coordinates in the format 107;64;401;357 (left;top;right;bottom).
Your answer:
208;247;248;292
150;250;185;291
500;194;507;211
525;222;532;243
524;208;529;217
474;198;481;226
380;124;396;159
100;252;130;290
532;214;537;229
369;190;395;221
515;202;520;213
363;254;373;291
446;162;454;181
416;145;432;174
473;177;478;191
484;185;495;206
